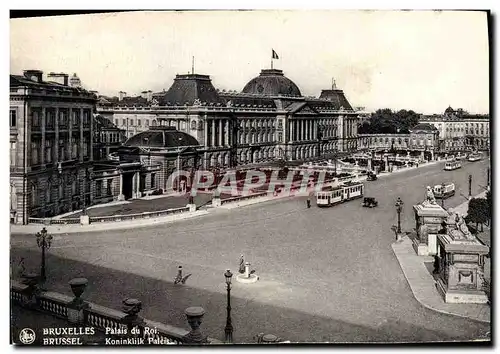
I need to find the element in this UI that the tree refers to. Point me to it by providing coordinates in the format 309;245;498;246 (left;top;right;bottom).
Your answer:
357;108;421;135
466;197;489;232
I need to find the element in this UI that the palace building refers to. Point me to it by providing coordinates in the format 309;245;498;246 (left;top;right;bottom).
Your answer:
95;68;359;198
10;70;97;224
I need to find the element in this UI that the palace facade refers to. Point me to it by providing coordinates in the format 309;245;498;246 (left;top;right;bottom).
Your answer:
92;68;359;198
10;70;97;224
420;107;490;153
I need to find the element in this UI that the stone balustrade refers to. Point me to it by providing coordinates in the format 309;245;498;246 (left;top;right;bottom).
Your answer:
11;279;221;345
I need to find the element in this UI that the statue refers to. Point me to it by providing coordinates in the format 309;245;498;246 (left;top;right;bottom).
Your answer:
455;213;474;240
239;255;245;274
423;186;437;206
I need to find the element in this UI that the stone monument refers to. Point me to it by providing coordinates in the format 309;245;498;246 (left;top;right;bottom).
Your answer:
412;186;448;256
436;212;489;303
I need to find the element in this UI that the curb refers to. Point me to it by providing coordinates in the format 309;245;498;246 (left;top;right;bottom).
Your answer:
391;238;490;324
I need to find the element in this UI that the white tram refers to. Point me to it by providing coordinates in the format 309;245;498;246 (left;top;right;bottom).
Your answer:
433;182;456;199
316;181;364;207
444;161;462;171
467;153;482;162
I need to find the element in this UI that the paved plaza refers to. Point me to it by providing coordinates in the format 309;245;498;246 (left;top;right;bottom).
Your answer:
11;159;491;343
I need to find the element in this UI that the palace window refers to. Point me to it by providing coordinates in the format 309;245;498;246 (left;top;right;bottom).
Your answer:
278;133;283;142
32;110;40;128
10;110;16;127
96;180;102;197
137;119;141;126
107;179;112;195
31;142;40;165
122;119;126;126
10;142;16;166
45;140;53;163
151;173;156;189
46;110;55;128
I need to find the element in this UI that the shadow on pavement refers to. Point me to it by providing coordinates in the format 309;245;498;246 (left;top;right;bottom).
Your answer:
10;248;488;344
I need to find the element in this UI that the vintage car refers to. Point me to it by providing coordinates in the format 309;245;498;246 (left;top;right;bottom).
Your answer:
362;197;378;208
366;171;378;181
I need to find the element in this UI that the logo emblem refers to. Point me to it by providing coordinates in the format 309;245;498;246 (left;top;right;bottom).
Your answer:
19;328;36;345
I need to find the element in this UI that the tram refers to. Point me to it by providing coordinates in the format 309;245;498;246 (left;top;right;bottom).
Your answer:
444;160;462;171
433;182;456;199
467;153;482;162
316;181;364;207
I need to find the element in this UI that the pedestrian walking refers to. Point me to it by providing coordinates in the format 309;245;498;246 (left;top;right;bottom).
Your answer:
306;197;311;208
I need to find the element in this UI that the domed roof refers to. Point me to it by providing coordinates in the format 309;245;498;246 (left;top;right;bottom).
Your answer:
242;69;301;97
124;127;199;148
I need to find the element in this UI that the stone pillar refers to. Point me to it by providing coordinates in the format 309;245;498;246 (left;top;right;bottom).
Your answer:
118;173;125;200
68;108;73;159
211;120;216;147
40;108;46;166
80;108;84;162
384;154;389;172
367;157;372;171
54;107;59;163
183;307;208;344
204;119;209;147
225;120;229;146
421;150;424;160
431;150;435;161
290;121;294;142
67;278;89;324
306;120;310;140
219;120;223;147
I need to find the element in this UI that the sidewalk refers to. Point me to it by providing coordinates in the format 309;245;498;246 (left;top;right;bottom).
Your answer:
392;236;490;323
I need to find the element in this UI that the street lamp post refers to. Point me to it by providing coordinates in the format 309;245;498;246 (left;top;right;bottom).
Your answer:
395;197;404;235
224;269;233;343
36;227;53;282
468;174;472;198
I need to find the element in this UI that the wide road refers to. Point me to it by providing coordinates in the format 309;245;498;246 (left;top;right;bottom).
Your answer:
11;159;490;343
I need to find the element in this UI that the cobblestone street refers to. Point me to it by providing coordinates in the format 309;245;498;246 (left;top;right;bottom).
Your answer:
11;159;491;343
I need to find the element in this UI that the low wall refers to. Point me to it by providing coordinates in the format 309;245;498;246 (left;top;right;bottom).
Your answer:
10;280;220;345
28;206;190;226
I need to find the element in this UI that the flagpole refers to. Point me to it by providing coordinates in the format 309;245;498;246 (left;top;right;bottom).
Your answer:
271;58;273;70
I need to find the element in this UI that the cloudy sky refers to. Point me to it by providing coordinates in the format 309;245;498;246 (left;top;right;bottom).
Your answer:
10;10;489;114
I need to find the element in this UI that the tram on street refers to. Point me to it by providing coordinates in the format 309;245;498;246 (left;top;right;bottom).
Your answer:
467;152;482;162
316;181;364;207
433;182;456;199
444;160;462;171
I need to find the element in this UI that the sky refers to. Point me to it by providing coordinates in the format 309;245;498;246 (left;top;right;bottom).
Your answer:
10;10;490;114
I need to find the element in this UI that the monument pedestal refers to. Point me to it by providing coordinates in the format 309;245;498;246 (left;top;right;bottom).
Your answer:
187;204;196;212
436;232;489;304
412;202;448;256
212;197;221;208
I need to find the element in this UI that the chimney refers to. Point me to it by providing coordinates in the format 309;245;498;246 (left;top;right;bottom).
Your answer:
47;72;69;86
23;70;43;83
119;91;126;101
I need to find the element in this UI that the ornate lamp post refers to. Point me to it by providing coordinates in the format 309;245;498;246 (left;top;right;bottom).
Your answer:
36;227;53;282
395;197;404;235
224;269;233;343
468;174;472;198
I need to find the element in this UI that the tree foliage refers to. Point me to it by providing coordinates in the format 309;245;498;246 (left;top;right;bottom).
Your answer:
466;197;490;227
358;108;420;134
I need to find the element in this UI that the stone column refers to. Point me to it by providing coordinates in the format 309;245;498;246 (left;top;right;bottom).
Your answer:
421;150;425;160
41;107;46;165
68;108;72;159
118;173;125;200
211;120;216;147
204;118;209;146
290;121;294;142
306;120;310;140
225;120;229;146
219;120;223;146
80;108;84;162
54;107;59;164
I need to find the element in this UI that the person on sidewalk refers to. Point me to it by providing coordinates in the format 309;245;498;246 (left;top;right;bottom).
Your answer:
306;196;311;209
433;255;440;274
